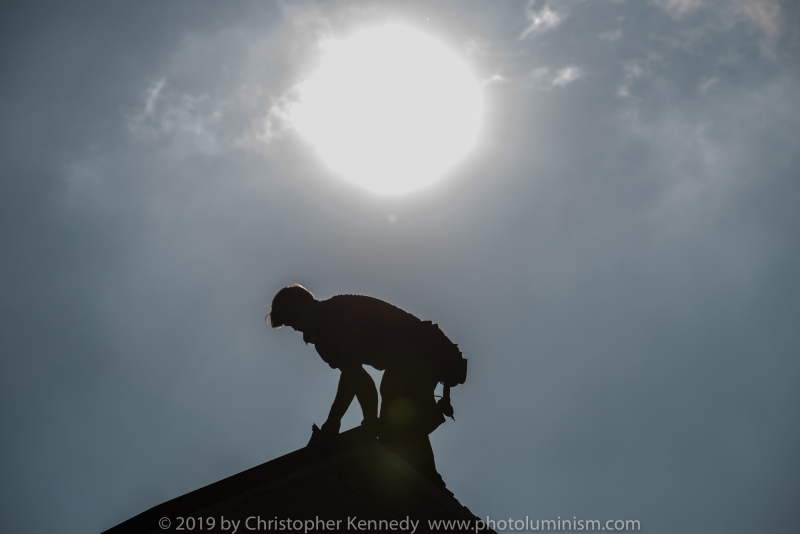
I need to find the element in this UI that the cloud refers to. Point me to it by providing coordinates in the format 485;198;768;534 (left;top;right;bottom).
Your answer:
480;73;509;87
250;4;336;147
256;90;300;145
552;66;583;87
733;0;782;41
529;66;583;89
463;35;493;58
598;28;623;42
652;0;705;18
653;0;783;41
699;76;718;94
139;77;165;122
126;79;221;154
617;73;800;222
121;3;337;158
617;59;649;98
125;77;271;157
519;1;562;40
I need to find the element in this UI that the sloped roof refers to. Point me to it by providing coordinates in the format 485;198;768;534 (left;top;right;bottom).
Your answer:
104;426;491;533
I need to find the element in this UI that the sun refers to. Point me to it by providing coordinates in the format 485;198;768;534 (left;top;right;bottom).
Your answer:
290;25;483;195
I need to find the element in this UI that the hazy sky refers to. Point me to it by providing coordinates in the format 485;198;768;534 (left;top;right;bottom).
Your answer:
1;1;798;532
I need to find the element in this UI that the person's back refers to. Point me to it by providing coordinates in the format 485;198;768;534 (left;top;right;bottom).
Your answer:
312;295;422;370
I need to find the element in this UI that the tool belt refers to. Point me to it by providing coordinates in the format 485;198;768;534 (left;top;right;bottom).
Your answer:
415;320;468;388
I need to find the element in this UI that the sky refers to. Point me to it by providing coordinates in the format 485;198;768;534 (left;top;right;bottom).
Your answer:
1;0;799;532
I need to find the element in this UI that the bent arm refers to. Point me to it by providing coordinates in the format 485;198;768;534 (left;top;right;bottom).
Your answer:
323;366;378;431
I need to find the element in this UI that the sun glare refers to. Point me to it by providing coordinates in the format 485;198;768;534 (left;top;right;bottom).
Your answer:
290;25;482;195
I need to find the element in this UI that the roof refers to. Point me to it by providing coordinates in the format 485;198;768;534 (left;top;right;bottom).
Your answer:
103;426;491;533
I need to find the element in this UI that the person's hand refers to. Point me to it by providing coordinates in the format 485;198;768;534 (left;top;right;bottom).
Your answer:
320;419;340;436
307;420;340;449
437;396;455;420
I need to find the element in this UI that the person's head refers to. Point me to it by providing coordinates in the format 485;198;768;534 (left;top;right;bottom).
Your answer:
266;284;315;331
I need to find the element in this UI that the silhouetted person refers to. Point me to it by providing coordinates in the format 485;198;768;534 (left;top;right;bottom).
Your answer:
267;284;467;490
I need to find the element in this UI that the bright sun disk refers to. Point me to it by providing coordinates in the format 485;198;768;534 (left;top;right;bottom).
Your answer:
290;25;482;195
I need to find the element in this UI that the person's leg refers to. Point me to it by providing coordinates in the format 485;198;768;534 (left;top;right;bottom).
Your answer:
379;361;447;489
379;359;440;431
379;432;447;489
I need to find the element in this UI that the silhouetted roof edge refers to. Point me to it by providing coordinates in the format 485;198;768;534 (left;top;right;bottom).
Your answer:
103;426;480;533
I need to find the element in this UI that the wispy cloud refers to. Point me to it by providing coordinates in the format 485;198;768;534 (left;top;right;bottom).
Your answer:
256;90;300;145
552;67;583;87
126;79;221;154
519;1;562;40
126;78;267;156
141;78;165;121
464;36;493;58
617;59;650;98
652;0;705;18
253;3;336;147
699;76;718;94
653;0;783;43
599;28;623;43
733;0;782;41
480;73;509;88
529;66;583;89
